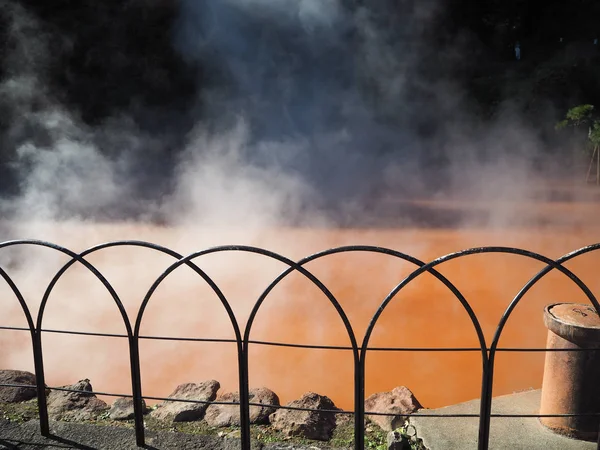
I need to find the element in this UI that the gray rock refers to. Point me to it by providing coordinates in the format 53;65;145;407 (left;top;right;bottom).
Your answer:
270;392;339;441
365;386;422;431
109;397;148;421
204;387;279;427
47;379;108;420
150;380;219;422
0;370;37;403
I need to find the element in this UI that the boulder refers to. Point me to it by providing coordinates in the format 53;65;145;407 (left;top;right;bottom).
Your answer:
109;397;148;421
364;386;422;431
47;379;108;420
204;387;279;427
270;392;339;441
0;370;37;403
150;380;219;422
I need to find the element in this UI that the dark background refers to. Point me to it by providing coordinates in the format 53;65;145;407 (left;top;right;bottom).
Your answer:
1;0;599;215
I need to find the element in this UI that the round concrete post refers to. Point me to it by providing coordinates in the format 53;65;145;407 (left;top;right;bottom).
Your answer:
539;303;600;441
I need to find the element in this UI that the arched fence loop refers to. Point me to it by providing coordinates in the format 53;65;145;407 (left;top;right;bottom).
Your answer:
485;244;600;450
42;240;242;446
134;246;245;445
0;240;133;438
0;241;599;450
138;245;357;449
361;246;599;450
249;245;488;449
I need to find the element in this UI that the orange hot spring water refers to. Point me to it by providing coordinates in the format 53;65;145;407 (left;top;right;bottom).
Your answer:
1;210;600;411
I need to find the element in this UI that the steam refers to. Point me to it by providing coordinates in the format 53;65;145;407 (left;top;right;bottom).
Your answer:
171;0;438;215
0;0;557;227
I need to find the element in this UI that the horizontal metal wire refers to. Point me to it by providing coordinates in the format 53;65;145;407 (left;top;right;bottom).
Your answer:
0;383;39;390
407;413;600;418
38;386;129;398
139;335;235;343
42;329;127;339
4;326;600;353
489;413;600;418
0;325;30;332
2;384;598;419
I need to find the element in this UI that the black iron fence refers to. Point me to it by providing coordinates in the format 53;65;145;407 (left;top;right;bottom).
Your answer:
1;239;600;450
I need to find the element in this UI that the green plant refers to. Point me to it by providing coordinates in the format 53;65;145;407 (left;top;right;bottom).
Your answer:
556;104;595;130
556;104;600;159
400;422;427;450
0;400;39;423
329;422;354;447
589;121;600;147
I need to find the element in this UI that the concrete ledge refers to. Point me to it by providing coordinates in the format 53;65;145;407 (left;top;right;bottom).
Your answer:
409;390;597;449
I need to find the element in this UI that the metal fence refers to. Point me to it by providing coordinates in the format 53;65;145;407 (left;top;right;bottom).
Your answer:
1;239;600;450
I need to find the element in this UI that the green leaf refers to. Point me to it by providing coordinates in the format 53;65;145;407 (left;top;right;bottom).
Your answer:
565;104;595;126
555;119;569;130
589;120;600;146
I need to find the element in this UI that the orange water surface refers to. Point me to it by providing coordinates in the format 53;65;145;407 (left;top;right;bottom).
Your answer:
1;198;600;411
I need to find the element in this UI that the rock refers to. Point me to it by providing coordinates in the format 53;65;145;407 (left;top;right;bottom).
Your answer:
109;397;148;420
387;430;411;449
365;386;422;431
47;379;108;420
0;370;37;403
204;387;279;427
270;392;339;441
150;380;219;422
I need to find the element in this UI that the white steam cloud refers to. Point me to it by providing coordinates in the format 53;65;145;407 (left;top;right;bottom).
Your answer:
1;0;558;227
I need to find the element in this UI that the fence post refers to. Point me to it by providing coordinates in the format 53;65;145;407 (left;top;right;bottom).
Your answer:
129;337;145;447
32;331;50;436
355;362;365;450
239;346;251;450
477;355;494;450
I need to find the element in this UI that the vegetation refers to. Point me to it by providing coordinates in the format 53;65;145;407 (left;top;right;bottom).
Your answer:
556;104;595;131
0;399;39;423
555;103;600;183
556;104;600;152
